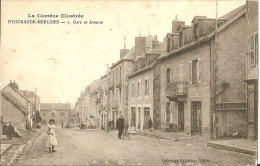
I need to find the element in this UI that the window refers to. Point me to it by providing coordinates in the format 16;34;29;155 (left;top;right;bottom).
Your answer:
52;112;55;116
166;102;171;122
60;112;65;117
131;83;135;98
167;38;171;53
137;82;141;97
166;68;171;83
179;31;183;47
120;66;121;80
43;112;46;116
178;64;184;81
145;79;149;96
193;23;198;40
192;59;198;84
250;33;258;66
189;58;202;84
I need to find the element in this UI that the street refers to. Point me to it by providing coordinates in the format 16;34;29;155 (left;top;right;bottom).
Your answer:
8;127;256;166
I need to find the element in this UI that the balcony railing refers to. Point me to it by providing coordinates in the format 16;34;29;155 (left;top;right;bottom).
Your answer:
165;81;188;99
216;102;246;111
111;100;118;109
95;98;101;103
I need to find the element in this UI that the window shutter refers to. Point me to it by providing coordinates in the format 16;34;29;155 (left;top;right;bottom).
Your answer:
250;35;256;66
189;61;192;84
197;58;202;83
170;102;173;123
170;67;173;83
165;102;167;122
255;33;258;65
147;79;149;95
178;64;184;81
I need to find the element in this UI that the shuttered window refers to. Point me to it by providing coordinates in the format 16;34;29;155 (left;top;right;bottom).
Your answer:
250;35;256;66
178;64;184;81
190;58;202;84
166;68;171;83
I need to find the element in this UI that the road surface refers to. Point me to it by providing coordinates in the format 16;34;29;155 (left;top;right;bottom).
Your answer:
13;128;256;165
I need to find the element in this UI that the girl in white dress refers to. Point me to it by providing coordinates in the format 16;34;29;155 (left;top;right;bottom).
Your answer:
46;119;57;153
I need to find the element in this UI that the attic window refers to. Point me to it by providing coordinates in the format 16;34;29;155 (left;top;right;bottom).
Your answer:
250;33;258;66
167;38;171;53
193;23;198;40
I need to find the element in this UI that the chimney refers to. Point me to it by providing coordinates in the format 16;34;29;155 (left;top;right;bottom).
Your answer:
9;80;19;90
152;35;159;49
134;37;146;56
172;16;185;33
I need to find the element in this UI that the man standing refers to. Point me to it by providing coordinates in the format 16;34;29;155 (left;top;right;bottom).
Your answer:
148;117;153;132
116;116;124;139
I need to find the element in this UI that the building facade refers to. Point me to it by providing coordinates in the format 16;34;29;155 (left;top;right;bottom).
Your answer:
1;81;32;129
128;37;166;131
160;5;248;139
245;0;258;140
40;103;71;126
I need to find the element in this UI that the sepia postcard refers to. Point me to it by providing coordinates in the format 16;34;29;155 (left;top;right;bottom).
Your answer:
0;0;258;165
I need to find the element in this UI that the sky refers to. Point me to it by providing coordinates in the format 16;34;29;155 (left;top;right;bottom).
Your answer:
0;0;245;106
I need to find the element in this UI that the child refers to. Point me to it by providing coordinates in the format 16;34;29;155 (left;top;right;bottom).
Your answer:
46;119;57;153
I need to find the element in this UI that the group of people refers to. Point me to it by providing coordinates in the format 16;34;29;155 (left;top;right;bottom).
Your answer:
1;117;21;140
115;116;153;139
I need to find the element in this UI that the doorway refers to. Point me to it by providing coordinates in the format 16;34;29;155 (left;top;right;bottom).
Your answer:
143;108;150;130
131;107;136;127
191;101;202;135
138;108;141;129
178;102;184;132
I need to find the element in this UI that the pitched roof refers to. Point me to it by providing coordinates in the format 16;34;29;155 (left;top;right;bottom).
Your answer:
160;4;246;61
41;103;71;111
110;47;135;69
219;4;246;20
1;91;28;115
147;40;166;55
128;41;166;78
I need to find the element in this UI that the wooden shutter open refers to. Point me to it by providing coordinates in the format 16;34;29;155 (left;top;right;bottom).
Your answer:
197;58;202;83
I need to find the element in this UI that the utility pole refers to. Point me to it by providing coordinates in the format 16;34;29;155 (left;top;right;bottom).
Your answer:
212;0;218;139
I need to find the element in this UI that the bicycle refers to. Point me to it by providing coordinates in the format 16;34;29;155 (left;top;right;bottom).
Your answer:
122;129;130;140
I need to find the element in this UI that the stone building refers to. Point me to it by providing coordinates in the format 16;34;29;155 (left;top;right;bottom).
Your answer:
107;44;135;128
40;103;71;126
1;81;32;129
159;4;248;139
127;37;166;131
245;1;258;140
19;89;41;124
99;74;109;130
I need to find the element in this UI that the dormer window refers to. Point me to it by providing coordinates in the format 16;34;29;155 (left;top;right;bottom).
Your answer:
167;38;171;53
179;31;183;47
193;23;198;40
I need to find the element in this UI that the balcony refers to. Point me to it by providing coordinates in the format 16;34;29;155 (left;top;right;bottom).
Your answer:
111;100;118;110
95;97;101;103
216;102;246;111
165;81;188;101
97;105;102;113
108;79;114;90
115;78;122;88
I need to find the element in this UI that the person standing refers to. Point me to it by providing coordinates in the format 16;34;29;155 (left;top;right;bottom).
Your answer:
116;116;124;139
46;119;58;153
148;117;153;132
107;120;111;132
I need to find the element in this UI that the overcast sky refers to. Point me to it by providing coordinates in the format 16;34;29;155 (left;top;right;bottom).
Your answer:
0;0;245;106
